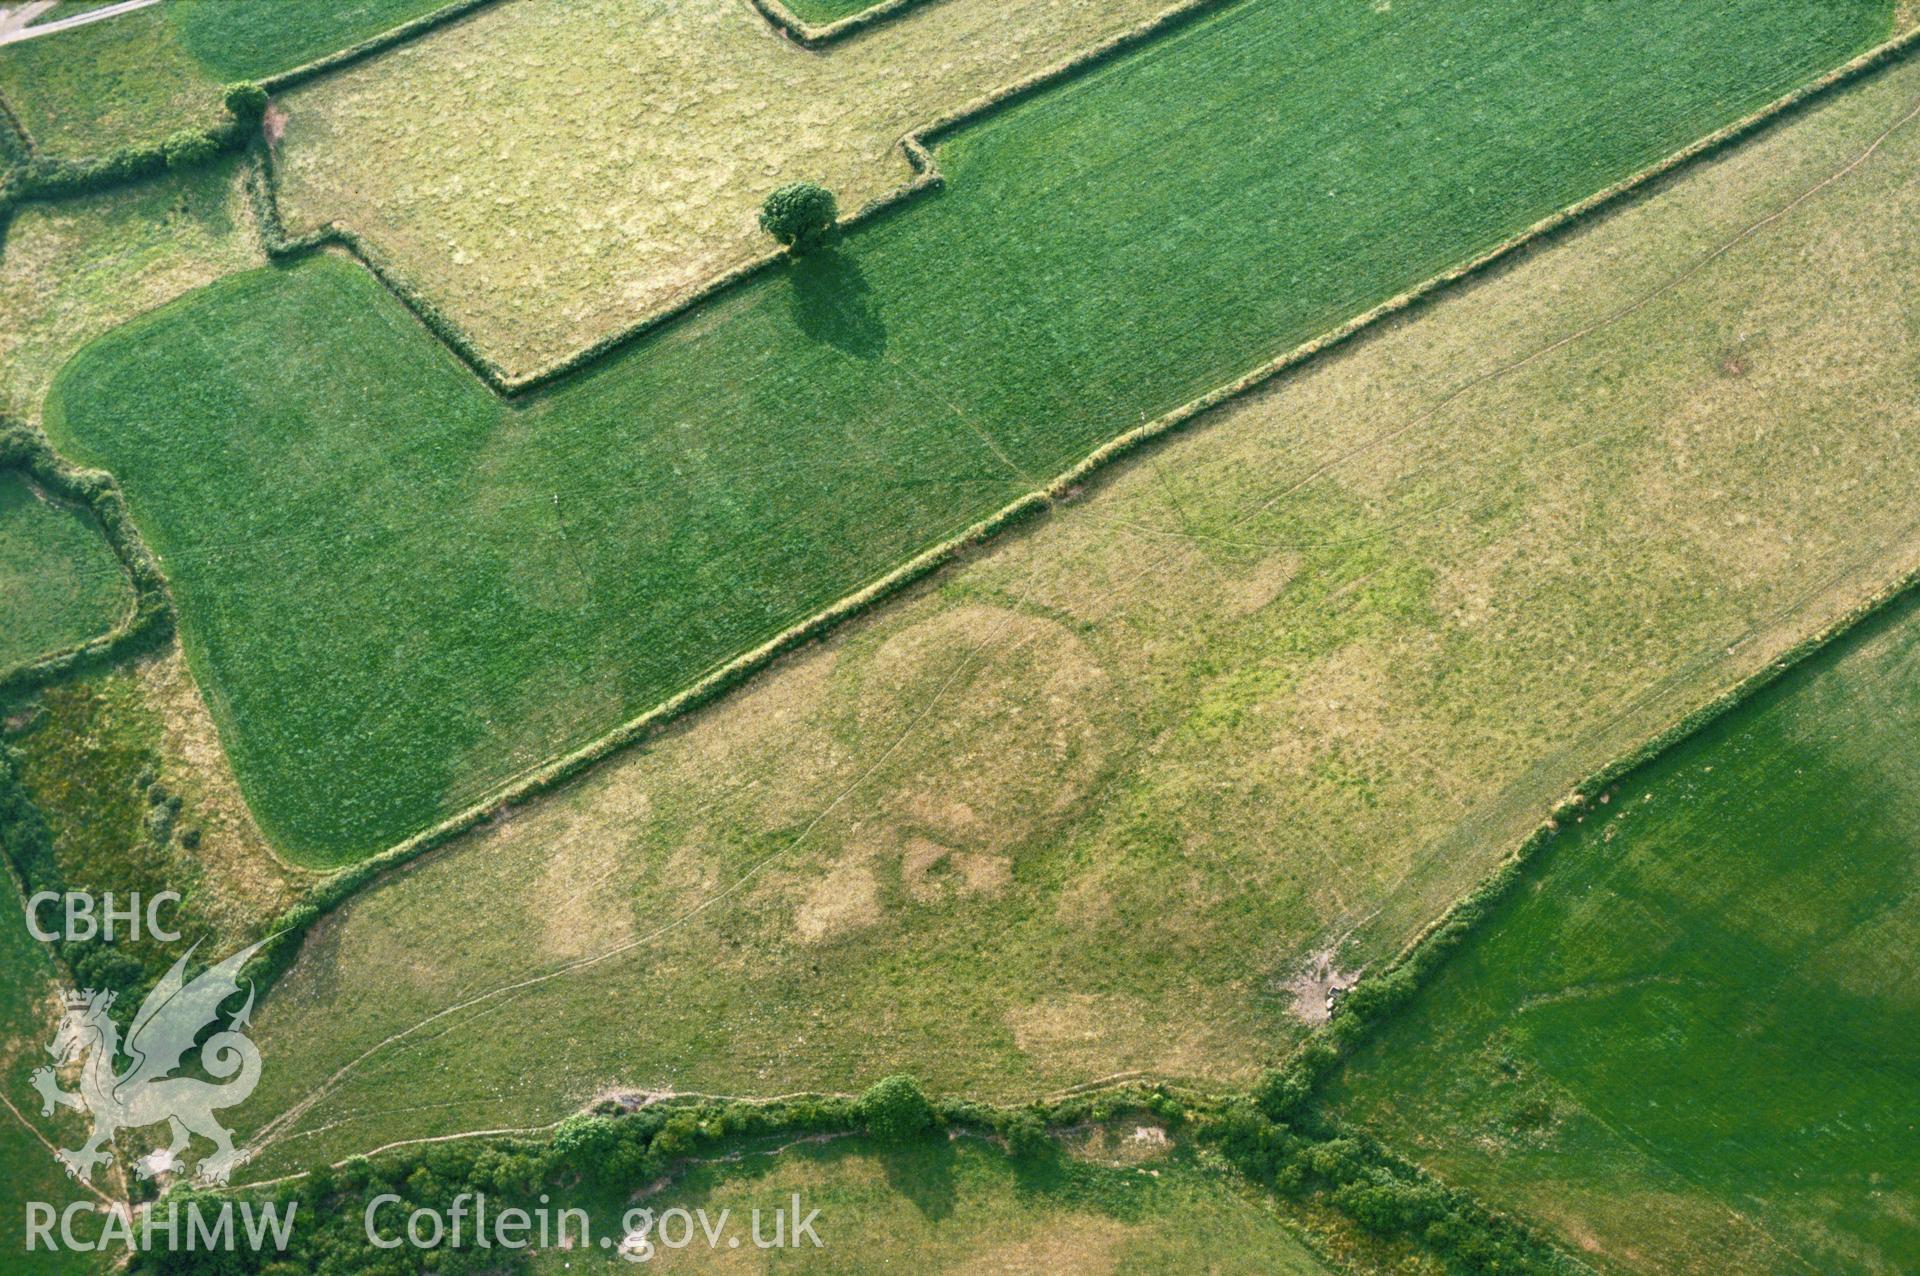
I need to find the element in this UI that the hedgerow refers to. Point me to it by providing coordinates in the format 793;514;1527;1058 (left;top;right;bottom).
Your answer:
157;1078;1580;1273
0;423;170;701
746;0;949;48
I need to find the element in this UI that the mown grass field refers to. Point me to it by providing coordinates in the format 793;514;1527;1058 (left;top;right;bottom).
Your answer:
268;0;1169;369
0;0;454;157
52;0;1892;861
530;1130;1338;1274
0;471;128;670
1328;589;1920;1275
236;49;1920;1171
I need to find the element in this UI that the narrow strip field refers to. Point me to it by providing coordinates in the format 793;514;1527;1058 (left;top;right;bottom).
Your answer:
530;1131;1339;1274
0;470;128;669
47;0;1893;861
1327;589;1920;1275
236;49;1920;1171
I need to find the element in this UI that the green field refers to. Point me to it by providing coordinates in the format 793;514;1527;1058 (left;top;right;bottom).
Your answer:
783;0;908;25
234;45;1920;1171
528;1132;1337;1274
1329;592;1920;1273
0;0;452;156
0;4;221;156
0;471;129;670
168;0;453;82
48;0;1893;861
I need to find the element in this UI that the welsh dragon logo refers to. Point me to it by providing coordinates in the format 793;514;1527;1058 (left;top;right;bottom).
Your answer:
29;940;267;1186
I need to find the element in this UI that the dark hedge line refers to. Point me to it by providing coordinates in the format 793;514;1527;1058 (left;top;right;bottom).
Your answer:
1207;1101;1582;1274
745;0;948;48
0;424;172;702
255;0;510;95
0;86;31;165
158;1076;1576;1274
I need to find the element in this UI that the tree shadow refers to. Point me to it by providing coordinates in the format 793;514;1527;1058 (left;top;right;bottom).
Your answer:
877;1135;957;1222
788;247;887;360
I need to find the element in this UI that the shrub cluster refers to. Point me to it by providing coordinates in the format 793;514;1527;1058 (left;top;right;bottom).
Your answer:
1205;1102;1576;1273
114;1078;1576;1274
0;747;149;1003
857;1074;934;1142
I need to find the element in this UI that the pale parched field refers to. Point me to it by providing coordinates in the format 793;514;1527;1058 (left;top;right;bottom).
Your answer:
268;0;1171;372
238;53;1920;1173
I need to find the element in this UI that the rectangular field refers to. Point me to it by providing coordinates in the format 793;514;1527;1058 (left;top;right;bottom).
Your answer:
46;0;1893;861
234;50;1920;1170
1327;591;1920;1274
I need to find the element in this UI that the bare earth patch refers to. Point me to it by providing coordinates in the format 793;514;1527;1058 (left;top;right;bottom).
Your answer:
1281;947;1364;1027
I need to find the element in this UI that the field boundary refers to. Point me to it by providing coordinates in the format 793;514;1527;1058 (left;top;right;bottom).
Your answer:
1255;553;1920;1121
745;0;949;47
252;0;510;94
250;0;1245;393
0;83;34;155
0;423;170;703
216;1083;1583;1272
236;20;1920;985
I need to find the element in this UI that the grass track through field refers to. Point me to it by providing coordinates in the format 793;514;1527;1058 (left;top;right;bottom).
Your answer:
46;0;1891;862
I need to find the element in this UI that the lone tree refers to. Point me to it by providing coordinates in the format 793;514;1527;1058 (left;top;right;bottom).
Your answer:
759;181;838;254
223;81;269;122
858;1074;934;1143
